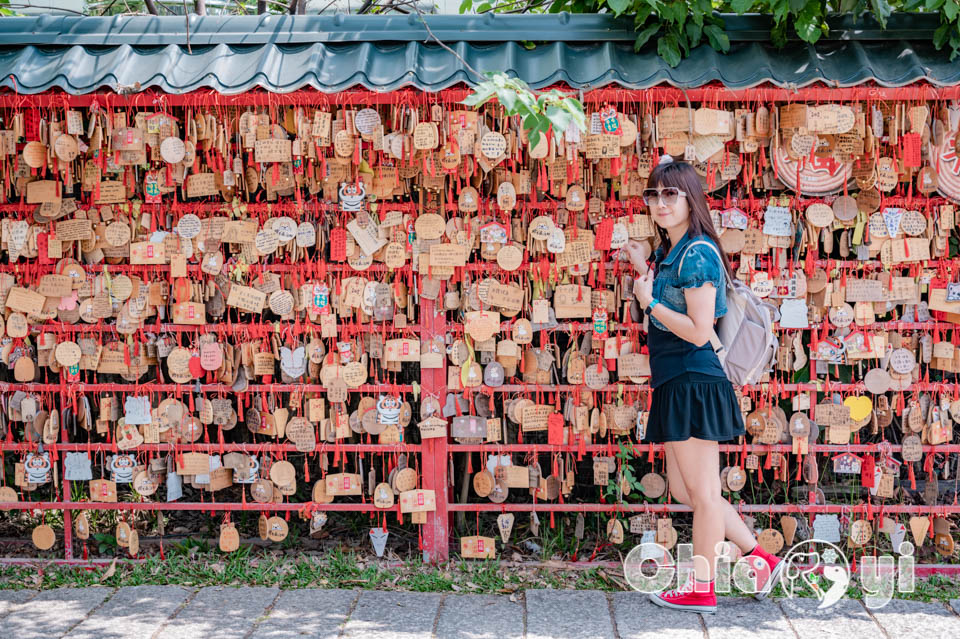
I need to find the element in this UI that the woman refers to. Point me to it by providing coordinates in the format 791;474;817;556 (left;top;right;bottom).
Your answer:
624;156;783;614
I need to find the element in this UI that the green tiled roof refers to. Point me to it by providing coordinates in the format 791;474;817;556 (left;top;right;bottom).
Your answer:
0;13;955;94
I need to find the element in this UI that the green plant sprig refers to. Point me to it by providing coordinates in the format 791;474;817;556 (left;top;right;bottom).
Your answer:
458;1;960;68
459;71;587;151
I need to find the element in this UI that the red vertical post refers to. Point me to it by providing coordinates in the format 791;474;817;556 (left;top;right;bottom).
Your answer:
419;290;449;564
63;480;73;560
60;415;73;561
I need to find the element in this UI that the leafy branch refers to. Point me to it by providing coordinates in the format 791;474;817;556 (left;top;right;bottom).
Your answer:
408;3;584;149
459;72;586;151
460;0;960;68
603;440;643;502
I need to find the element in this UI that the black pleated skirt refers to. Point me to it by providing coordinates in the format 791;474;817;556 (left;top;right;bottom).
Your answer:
643;371;746;443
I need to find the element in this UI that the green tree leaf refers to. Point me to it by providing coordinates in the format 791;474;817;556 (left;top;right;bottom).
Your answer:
869;0;893;25
547;110;572;137
771;0;791;24
496;87;518;112
658;35;682;67
704;24;730;51
459;86;495;107
663;1;686;23
634;23;661;50
795;5;823;42
934;22;951;47
944;0;959;20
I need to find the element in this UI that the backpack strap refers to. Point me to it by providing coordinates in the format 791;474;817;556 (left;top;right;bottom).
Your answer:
675;239;729;365
708;332;727;366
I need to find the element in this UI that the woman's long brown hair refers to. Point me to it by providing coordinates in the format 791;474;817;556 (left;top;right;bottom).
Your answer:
647;159;735;279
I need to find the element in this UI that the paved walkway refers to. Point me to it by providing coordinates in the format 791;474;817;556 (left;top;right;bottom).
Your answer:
2;587;960;638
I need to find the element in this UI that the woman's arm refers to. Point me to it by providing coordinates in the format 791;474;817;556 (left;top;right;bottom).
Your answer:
637;281;717;347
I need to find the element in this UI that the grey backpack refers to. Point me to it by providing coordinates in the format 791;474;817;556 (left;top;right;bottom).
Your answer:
677;239;780;386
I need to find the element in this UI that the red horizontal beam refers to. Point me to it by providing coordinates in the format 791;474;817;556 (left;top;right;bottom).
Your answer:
507;321;958;333
0;262;402;274
0;201;419;214
11;319;948;337
6;501;950;515
0;557;143;566
580;84;960;103
484;382;958;392
0;257;904;276
0;196;949;216
2;83;960;108
0;442;945;456
0;383;412;392
0;557;409;568
0;501;397;512
446;503;960;514
0;88;476;108
1;443;420;453
458;257;908;273
0;378;944;396
28;322;412;335
446;443;960;454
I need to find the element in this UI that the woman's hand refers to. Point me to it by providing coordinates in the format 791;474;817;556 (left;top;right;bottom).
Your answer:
633;271;654;309
624;240;651;274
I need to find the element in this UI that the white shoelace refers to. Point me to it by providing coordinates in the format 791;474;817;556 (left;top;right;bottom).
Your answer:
661;576;713;598
662;578;696;598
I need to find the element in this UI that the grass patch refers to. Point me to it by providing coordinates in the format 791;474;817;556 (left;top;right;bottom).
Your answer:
2;540;960;605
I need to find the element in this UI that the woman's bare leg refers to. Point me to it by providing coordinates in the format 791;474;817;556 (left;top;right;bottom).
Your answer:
664;441;758;554
666;438;748;582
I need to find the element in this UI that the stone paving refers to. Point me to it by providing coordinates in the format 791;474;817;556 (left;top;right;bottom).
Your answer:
1;587;959;638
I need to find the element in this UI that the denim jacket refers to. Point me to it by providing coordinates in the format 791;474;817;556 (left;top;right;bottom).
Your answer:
646;229;728;333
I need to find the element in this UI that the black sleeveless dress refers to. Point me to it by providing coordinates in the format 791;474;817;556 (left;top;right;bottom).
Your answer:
643;321;746;443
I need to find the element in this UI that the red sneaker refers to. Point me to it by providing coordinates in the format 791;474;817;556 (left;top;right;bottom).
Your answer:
744;546;785;600
648;577;717;614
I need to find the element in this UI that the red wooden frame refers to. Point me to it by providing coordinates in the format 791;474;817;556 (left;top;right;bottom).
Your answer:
0;80;958;574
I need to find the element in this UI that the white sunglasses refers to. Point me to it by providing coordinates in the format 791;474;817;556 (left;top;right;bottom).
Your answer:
642;187;687;206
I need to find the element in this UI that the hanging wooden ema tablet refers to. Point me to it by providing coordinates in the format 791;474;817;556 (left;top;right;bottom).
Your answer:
497;181;516;210
324;472;362;497
910;516;930;547
32;524;55;550
370;528;389;557
220;521;240;552
480;132;506;159
607;518;624;544
399;489;436;513
74;511;90;540
497;513;514;542
461;535;496;559
465;311;500;342
265;516;288;542
757;528;784;554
